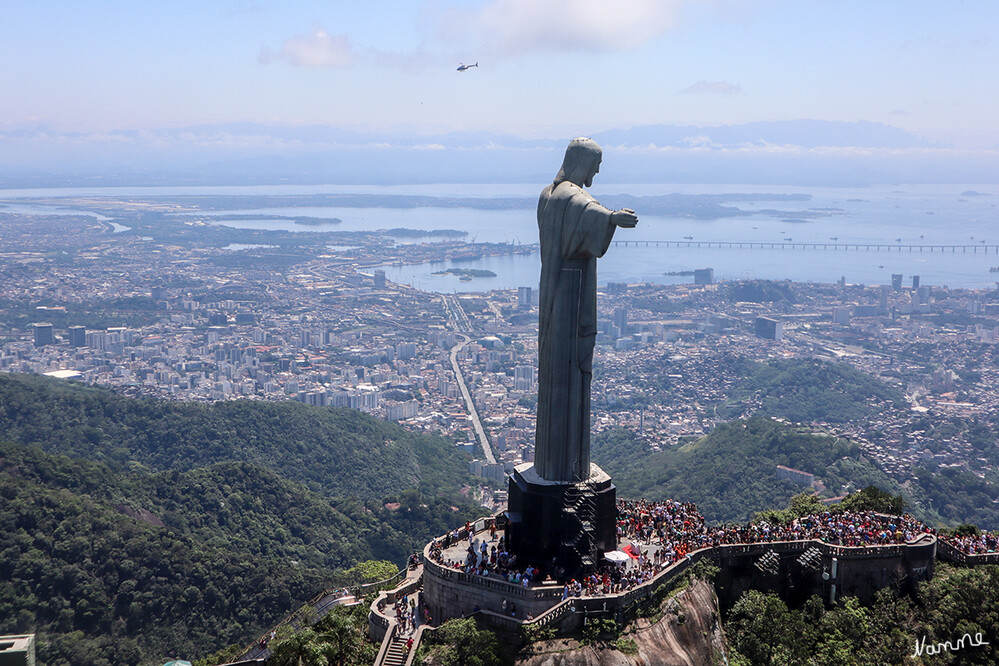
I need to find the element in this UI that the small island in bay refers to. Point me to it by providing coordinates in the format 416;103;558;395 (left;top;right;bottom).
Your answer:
431;268;497;279
385;228;468;238
204;214;342;226
292;216;342;226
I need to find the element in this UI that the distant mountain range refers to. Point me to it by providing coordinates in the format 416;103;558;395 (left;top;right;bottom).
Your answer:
1;120;995;187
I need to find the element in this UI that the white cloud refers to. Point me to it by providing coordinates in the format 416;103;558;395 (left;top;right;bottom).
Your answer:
260;23;353;68
681;81;743;94
433;0;686;55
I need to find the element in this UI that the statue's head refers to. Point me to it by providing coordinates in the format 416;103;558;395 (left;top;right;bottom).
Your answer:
554;137;602;188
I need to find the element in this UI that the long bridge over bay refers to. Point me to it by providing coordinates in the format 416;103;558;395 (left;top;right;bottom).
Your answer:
612;239;999;253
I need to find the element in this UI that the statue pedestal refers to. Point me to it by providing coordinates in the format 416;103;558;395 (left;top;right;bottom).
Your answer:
506;463;616;581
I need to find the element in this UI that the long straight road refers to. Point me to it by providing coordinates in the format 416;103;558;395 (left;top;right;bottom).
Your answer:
441;295;496;465
449;333;496;464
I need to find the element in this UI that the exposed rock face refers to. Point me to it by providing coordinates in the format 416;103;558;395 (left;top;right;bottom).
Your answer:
516;579;726;666
114;504;165;527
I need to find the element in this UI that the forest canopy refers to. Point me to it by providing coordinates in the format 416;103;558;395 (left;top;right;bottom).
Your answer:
0;374;481;665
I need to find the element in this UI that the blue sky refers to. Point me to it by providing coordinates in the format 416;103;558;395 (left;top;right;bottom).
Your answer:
3;0;997;148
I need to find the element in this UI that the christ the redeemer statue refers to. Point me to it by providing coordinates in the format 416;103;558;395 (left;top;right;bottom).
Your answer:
534;138;637;483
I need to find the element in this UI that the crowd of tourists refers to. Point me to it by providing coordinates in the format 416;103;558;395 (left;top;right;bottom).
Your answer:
618;499;935;563
388;594;419;634
616;499;999;562
424;500;996;600
944;531;999;555
427;521;528;582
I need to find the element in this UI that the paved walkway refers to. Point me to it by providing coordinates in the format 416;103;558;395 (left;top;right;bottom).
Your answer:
237;590;360;662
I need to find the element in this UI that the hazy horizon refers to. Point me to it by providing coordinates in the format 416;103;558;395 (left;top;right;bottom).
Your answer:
3;2;998;187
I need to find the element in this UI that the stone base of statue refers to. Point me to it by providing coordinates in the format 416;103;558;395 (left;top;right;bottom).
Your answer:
506;462;616;581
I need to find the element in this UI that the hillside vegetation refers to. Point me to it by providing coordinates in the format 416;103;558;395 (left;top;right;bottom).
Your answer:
719;357;906;424
596;411;999;530
0;373;469;497
593;417;915;524
0;374;480;665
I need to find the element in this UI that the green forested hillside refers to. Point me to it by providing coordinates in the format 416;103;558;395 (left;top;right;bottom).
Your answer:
0;373;470;496
913;464;999;530
0;375;481;665
0;462;324;664
596;414;999;529
593;417;911;524
719;357;906;424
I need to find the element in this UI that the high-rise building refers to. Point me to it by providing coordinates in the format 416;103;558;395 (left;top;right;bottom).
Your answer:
606;282;628;295
613;308;629;335
86;330;109;350
386;400;420;420
67;325;86;347
693;268;714;285
374;269;387;288
891;273;903;291
754;316;783;340
513;364;535;391
912;275;920;290
32;323;53;348
517;286;532;310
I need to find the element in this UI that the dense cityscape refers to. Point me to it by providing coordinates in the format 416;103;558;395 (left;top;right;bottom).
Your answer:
5;197;999;509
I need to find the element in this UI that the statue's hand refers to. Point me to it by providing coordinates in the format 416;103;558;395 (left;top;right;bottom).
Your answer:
612;209;638;228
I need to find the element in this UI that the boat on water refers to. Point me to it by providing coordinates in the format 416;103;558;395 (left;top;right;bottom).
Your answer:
989;267;999;273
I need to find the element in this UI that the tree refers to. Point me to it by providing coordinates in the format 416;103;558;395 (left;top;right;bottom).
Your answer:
314;607;364;666
345;559;398;585
268;629;327;666
420;618;507;666
788;492;824;518
839;486;905;515
725;590;808;665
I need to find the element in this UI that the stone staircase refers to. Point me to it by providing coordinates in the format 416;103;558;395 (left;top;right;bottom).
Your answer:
381;633;410;666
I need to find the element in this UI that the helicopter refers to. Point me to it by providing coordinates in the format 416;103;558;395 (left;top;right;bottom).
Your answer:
457;62;478;72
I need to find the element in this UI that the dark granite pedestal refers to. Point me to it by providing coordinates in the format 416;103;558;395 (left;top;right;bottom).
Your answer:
506;462;616;581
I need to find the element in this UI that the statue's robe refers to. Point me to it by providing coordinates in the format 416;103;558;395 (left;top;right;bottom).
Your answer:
534;181;618;482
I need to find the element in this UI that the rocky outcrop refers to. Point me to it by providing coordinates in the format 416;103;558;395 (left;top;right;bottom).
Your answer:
114;504;165;527
516;579;727;666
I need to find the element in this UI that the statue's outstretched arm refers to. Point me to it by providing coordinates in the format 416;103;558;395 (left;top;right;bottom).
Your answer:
611;208;638;228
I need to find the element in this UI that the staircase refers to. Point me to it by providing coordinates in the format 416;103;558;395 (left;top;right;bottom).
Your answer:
381;633;410;666
563;482;599;570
